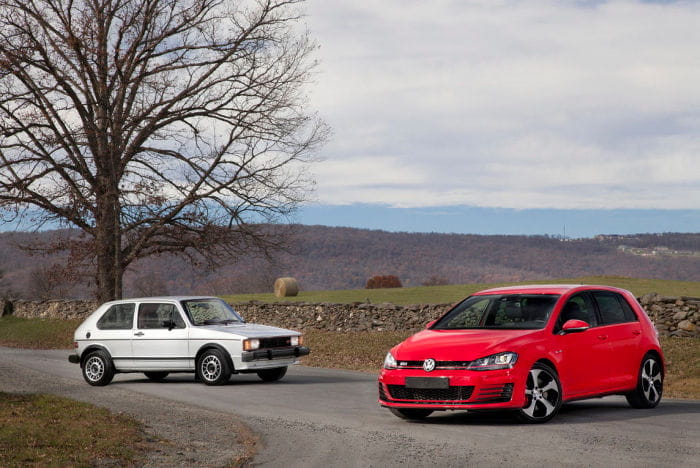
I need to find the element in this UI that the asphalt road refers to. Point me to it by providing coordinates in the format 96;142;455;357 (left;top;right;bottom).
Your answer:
1;347;698;467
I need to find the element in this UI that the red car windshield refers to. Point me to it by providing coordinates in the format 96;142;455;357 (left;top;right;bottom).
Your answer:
432;294;560;330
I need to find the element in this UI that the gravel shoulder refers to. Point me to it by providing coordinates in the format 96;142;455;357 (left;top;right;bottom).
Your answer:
0;356;258;467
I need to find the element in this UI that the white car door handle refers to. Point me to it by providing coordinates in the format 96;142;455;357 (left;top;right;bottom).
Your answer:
134;331;144;337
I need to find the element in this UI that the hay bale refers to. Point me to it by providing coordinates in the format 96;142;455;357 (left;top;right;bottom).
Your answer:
274;277;299;297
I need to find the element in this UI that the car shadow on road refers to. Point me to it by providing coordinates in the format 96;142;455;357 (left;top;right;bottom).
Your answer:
555;398;700;424
405;398;700;426
115;372;373;386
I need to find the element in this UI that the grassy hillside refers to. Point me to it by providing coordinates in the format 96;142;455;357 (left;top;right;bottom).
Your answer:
4;228;700;299
223;275;700;305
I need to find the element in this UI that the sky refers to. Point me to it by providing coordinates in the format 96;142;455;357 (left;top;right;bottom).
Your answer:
295;0;700;237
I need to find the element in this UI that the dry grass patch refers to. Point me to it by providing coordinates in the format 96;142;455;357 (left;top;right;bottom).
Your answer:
0;393;143;467
660;337;700;399
301;330;411;372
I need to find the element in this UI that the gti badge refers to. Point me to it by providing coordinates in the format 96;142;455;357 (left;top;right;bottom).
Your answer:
423;358;436;372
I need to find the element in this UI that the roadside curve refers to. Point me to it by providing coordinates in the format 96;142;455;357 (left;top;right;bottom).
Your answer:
1;347;698;467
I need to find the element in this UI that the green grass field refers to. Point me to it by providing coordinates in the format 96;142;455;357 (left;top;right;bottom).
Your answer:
223;275;700;305
0;316;81;349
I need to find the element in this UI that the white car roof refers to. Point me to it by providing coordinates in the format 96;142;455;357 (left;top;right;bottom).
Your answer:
102;296;220;305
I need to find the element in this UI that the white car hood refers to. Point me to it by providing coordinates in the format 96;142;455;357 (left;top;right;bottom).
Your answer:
196;322;299;339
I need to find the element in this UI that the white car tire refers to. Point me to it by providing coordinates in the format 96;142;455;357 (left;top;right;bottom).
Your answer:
196;349;231;385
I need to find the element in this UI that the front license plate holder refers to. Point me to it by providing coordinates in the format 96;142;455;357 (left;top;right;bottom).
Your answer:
404;377;449;389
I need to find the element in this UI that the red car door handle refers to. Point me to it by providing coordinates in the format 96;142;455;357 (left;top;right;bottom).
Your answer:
632;330;641;335
597;335;608;340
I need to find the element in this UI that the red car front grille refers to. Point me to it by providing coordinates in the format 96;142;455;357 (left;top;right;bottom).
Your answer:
380;382;514;404
386;384;474;402
396;360;472;370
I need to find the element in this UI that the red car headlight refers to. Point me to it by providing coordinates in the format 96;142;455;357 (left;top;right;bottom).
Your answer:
467;352;518;371
383;352;398;369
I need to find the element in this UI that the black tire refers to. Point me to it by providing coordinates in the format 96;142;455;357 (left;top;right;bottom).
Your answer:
144;371;169;382
196;349;231;385
516;362;562;423
81;350;115;386
626;354;663;409
388;408;433;420
256;367;288;382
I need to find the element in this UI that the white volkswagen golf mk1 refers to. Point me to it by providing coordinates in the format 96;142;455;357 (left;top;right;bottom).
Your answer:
68;296;309;386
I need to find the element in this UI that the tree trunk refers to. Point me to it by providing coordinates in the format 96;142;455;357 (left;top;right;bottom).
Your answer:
95;182;122;302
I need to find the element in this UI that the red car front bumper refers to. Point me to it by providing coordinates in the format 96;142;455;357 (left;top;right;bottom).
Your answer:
378;367;528;411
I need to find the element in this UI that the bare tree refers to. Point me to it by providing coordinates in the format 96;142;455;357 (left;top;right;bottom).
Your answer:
0;268;11;299
0;0;327;301
129;271;169;297
26;263;75;299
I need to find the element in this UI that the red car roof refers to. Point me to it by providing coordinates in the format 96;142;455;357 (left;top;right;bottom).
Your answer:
473;284;631;296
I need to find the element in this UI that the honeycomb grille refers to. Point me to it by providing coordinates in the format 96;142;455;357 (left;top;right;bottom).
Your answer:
387;385;474;402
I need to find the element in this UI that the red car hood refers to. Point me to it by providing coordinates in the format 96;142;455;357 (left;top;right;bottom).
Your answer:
393;328;542;361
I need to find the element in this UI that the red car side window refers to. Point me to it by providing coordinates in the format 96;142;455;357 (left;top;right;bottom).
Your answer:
593;292;637;325
555;294;597;333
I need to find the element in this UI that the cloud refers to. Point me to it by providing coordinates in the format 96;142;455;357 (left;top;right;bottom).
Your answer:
304;0;700;209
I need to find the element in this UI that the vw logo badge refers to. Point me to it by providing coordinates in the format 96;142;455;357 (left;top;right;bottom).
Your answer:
423;358;436;372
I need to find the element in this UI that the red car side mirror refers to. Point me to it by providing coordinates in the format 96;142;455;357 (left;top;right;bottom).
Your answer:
561;319;590;334
425;320;437;329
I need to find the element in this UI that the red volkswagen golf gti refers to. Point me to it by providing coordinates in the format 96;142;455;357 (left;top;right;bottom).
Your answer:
378;285;664;423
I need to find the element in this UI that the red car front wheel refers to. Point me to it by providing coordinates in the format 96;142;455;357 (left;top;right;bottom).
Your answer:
516;363;562;423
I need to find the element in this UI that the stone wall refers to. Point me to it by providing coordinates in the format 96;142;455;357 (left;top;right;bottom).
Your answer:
3;295;699;337
8;299;99;320
234;302;448;333
638;294;699;337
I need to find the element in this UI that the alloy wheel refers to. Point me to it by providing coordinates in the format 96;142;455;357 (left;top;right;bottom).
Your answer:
201;354;222;382
520;365;562;422
640;357;663;404
85;356;105;382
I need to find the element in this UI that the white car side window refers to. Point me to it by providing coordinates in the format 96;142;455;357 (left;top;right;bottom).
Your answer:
96;304;135;330
137;303;186;329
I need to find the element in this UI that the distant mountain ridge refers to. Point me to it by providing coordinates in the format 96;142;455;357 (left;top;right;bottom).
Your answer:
1;226;699;299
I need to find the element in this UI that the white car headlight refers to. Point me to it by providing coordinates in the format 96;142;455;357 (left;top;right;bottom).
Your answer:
243;339;260;351
383;352;398;369
467;352;518;371
290;335;303;346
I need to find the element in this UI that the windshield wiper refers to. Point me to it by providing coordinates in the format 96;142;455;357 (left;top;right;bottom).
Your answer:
202;319;225;325
202;318;241;325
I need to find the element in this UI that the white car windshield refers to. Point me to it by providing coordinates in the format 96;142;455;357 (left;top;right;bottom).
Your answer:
181;298;245;325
